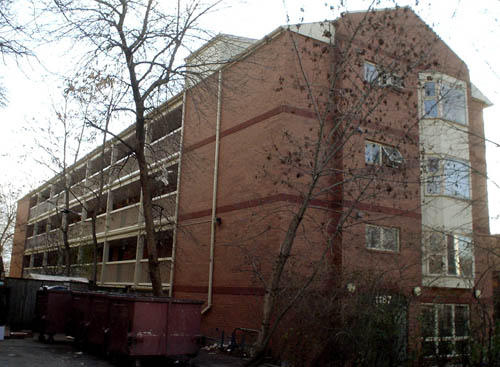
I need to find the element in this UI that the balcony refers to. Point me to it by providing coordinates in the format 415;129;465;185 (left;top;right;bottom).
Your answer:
107;204;141;232
148;129;181;163
81;215;107;237
103;260;135;284
138;259;171;285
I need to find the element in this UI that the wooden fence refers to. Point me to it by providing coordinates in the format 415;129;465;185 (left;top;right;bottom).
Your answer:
2;277;89;331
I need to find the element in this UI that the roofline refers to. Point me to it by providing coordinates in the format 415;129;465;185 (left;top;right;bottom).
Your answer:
342;5;411;15
471;83;493;107
186;33;257;62
340;6;470;77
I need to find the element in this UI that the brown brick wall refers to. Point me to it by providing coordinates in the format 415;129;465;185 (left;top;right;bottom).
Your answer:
10;196;30;278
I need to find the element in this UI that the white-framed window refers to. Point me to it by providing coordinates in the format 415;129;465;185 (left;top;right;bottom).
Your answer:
425;232;473;277
422;79;467;125
366;224;399;252
365;141;404;167
426;157;470;199
421;304;469;357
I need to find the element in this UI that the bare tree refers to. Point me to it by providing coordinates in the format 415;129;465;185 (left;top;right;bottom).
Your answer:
48;0;222;295
0;0;32;107
0;186;20;278
30;86;96;276
66;71;122;282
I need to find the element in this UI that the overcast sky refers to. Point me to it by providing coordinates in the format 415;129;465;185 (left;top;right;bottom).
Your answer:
1;0;499;230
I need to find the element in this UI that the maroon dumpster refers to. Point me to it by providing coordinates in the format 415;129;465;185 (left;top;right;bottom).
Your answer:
35;287;72;342
165;299;203;356
106;294;202;360
67;290;91;342
86;292;111;351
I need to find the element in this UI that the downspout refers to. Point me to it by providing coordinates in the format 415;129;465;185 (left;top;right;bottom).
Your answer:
169;92;187;297
202;70;222;314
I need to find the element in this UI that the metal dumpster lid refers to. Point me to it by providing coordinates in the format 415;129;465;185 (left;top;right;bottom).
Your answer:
105;293;204;304
28;273;89;284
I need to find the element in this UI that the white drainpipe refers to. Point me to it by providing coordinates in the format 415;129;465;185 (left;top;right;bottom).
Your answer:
202;70;222;314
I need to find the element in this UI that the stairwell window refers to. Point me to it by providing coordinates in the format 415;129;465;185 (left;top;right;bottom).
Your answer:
421;304;469;357
426;232;473;277
422;78;467;125
426;158;470;199
366;224;399;252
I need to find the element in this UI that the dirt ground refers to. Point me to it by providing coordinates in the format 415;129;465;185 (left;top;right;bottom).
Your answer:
0;335;115;367
0;334;250;367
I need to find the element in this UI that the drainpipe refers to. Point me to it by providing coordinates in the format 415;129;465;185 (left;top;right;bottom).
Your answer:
202;70;222;314
169;92;187;297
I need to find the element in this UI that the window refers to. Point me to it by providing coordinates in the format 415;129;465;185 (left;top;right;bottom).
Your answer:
366;225;399;252
23;255;31;268
423;80;467;125
33;253;43;268
365;141;404;167
364;62;404;88
426;232;473;277
364;62;379;82
47;251;59;266
421;304;469;357
426;158;470;199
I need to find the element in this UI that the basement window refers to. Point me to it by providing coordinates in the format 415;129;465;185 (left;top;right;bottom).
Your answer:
366;224;399;252
365;141;404;167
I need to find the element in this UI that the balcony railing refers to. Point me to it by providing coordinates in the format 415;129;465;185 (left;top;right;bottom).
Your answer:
107;204;141;232
103;260;135;284
138;259;171;285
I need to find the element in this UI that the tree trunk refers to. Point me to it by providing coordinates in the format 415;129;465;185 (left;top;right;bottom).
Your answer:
91;215;98;284
62;186;71;277
135;112;162;296
247;214;304;366
0;255;4;279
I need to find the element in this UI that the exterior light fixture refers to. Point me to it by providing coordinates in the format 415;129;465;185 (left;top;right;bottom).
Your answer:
413;286;422;296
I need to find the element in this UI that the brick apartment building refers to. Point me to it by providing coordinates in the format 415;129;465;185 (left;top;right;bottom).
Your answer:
10;7;496;362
